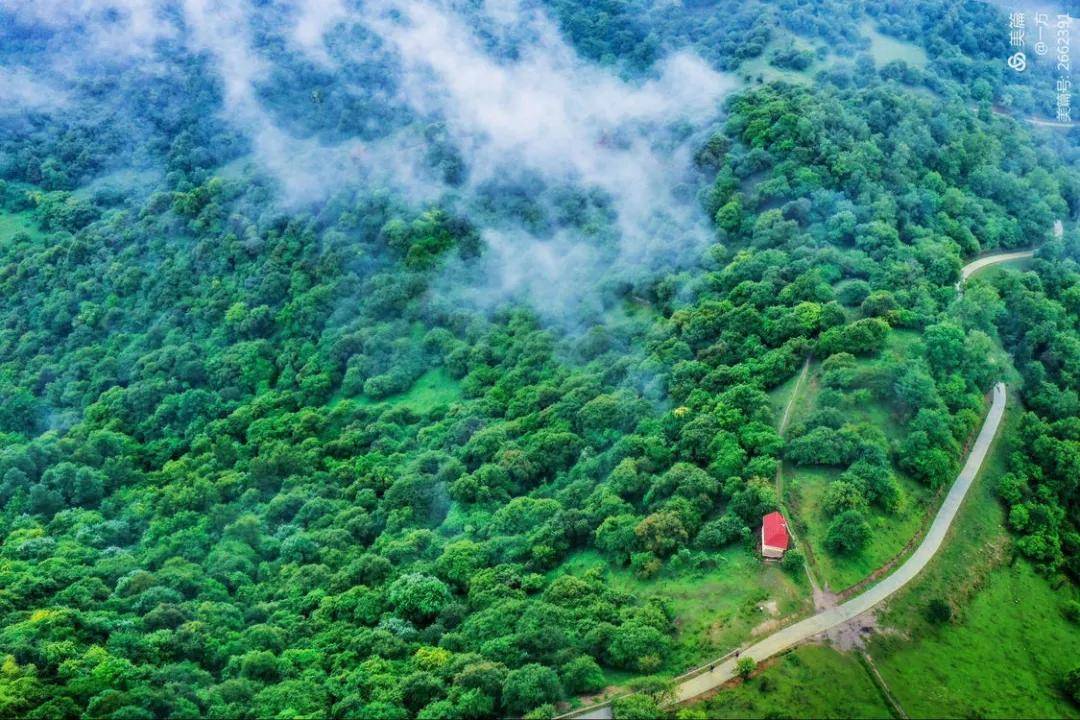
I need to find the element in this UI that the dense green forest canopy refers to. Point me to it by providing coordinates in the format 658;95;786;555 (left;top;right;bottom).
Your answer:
0;0;1077;718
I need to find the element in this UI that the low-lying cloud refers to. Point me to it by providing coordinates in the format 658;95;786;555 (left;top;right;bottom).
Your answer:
3;0;737;320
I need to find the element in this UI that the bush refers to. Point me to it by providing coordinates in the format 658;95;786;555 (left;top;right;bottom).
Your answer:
824;510;870;555
561;656;606;694
925;598;952;624
502;664;563;716
612;694;664;720
736;656;757;678
780;548;804;575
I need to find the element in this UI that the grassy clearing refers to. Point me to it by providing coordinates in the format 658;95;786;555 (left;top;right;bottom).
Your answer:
788;467;927;591
363;367;462;412
784;330;933;590
0;210;42;244
865;392;1080;718
861;20;928;68
694;645;892;719
767;365;803;430
556;547;812;678
737;35;820;85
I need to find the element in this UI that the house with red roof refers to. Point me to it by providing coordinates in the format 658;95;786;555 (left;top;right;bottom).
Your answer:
761;511;790;559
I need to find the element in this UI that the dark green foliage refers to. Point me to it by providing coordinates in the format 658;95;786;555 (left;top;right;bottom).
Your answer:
1063;667;1080;706
925;598;953;624
825;510;871;555
781;547;805;575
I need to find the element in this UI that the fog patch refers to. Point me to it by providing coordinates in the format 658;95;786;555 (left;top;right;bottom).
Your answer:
0;67;70;115
5;0;736;322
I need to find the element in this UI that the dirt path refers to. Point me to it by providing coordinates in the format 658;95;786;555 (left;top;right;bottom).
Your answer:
777;356;810;436
861;651;908;719
773;355;824;593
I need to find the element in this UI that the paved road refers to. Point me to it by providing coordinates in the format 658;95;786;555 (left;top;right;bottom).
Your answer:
669;382;1006;705
565;244;1043;718
960;250;1034;281
569;383;1007;717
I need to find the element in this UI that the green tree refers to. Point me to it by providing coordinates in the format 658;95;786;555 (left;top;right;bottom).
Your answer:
501;664;562;716
825;510;871;555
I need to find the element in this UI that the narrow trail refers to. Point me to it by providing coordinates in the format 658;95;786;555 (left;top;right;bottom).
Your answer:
563;244;1045;719
861;651;908;719
777;356;810;436
773;355;824;593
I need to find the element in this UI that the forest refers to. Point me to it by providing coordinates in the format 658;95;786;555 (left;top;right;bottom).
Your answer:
0;0;1077;718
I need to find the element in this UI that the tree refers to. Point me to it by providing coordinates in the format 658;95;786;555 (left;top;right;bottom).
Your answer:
561;656;605;694
607;622;670;671
501;664;562;716
825;510;871;555
388;573;452;623
821;480;868;516
780;548;804;575
612;693;664;720
634;511;689;558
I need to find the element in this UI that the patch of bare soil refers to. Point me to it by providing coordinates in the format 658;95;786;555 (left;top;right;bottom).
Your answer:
812;583;839;612
816;609;880;652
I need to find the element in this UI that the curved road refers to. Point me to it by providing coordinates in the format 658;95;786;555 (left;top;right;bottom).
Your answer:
568;247;1041;718
960;249;1034;281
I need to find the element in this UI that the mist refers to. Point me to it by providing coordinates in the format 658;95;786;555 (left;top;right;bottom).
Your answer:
1;0;737;321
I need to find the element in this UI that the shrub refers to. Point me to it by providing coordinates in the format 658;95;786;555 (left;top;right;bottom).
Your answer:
736;656;757;678
780;548;804;575
926;598;952;624
825;510;870;555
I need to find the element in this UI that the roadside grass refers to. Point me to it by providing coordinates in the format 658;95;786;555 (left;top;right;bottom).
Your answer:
970;257;1037;283
867;391;1080;718
693;645;892;719
555;547;812;679
873;562;1080;719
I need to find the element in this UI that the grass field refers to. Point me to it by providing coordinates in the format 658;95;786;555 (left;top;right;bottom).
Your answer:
0;210;41;243
556;547;813;679
694;645;892;719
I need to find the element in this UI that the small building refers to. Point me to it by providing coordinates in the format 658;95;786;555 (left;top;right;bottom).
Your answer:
761;511;790;559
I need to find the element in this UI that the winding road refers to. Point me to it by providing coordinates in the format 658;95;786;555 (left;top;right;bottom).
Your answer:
960;249;1034;281
565;246;1043;719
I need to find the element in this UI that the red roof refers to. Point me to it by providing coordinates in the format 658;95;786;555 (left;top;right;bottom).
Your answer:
762;511;789;550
